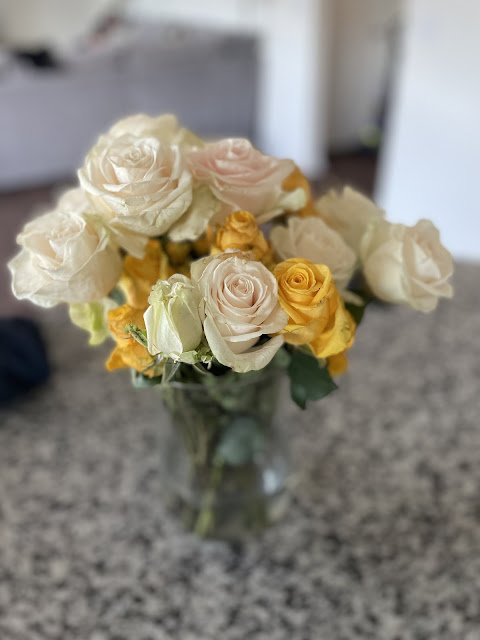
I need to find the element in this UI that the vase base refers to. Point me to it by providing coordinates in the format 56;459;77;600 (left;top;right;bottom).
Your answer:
167;488;292;542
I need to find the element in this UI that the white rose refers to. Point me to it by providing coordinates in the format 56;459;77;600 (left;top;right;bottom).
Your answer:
270;216;357;292
315;187;385;254
8;188;122;308
167;184;222;242
191;252;288;372
78;133;193;237
144;274;203;361
55;186;148;259
107;113;203;148
361;219;454;312
187;138;299;224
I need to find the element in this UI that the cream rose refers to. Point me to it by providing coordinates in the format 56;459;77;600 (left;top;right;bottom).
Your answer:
270;216;357;292
107;113;203;148
8;189;122;308
187;138;298;224
191;252;288;372
167;185;222;242
315;187;385;254
361;219;454;312
144;274;203;362
78;133;193;237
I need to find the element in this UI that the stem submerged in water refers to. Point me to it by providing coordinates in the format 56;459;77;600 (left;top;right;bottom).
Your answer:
159;367;292;541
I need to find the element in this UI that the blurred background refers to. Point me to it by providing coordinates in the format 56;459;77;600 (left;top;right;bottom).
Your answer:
1;0;479;317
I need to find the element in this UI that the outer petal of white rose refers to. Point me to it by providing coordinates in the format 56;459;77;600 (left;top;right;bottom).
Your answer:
168;185;221;242
258;304;289;335
108;223;148;259
8;250;57;308
80;166;193;235
407;277;453;313
316;187;385;254
78;157;193;237
108;113;179;139
144;304;182;357
65;245;122;303
363;241;408;305
204;316;285;373
256;187;308;224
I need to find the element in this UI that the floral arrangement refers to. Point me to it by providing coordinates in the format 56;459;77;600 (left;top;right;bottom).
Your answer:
8;113;455;537
8;113;454;409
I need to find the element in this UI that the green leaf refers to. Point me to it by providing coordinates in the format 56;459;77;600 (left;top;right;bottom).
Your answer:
345;301;366;326
131;370;163;388
109;286;126;306
69;300;116;346
345;288;371;327
287;349;337;410
271;345;292;369
215;416;265;466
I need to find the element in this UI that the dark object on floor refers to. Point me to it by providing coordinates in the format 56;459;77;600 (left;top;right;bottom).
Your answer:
0;317;50;404
13;49;61;70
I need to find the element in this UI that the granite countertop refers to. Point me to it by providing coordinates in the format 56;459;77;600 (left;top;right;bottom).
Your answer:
1;263;479;640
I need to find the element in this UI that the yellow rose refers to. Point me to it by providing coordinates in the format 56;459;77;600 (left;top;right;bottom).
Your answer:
215;210;272;263
273;258;355;358
192;225;216;258
106;304;161;377
327;352;349;377
121;240;173;309
165;240;192;266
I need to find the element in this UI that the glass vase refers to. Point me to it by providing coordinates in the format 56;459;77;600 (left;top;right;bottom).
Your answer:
158;367;293;541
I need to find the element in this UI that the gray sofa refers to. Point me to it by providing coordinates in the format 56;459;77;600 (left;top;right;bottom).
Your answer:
0;23;257;189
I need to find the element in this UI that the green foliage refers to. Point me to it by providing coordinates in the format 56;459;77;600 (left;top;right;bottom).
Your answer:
131;370;163;388
125;324;148;348
345;289;371;326
109;286;126;306
215;416;265;466
287;348;337;410
69;300;116;345
271;345;292;369
162;359;181;384
345;301;366;326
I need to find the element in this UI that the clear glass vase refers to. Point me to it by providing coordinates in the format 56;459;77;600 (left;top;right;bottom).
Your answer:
158;367;292;541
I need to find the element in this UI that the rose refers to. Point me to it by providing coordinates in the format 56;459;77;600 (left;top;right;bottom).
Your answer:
187;138;298;224
107;304;160;377
144;274;204;361
78;133;193;237
8;188;122;307
107;113;203;148
121;239;173;310
216;210;271;263
191;252;288;372
361;219;454;312
273;258;355;358
270;216;356;292
282;166;318;218
314;187;385;254
167;184;222;242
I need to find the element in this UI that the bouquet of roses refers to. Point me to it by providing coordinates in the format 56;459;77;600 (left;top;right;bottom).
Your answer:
8;113;454;537
8;113;453;408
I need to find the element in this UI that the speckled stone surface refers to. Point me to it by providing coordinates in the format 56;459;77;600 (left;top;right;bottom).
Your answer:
1;263;479;640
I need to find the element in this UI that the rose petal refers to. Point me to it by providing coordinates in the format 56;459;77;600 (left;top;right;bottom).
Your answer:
204;315;285;372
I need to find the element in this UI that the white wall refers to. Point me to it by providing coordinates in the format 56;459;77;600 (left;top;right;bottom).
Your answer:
126;0;330;176
328;0;405;150
376;0;480;260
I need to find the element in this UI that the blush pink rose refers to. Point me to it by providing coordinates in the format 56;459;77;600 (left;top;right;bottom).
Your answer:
187;138;295;223
190;251;288;372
